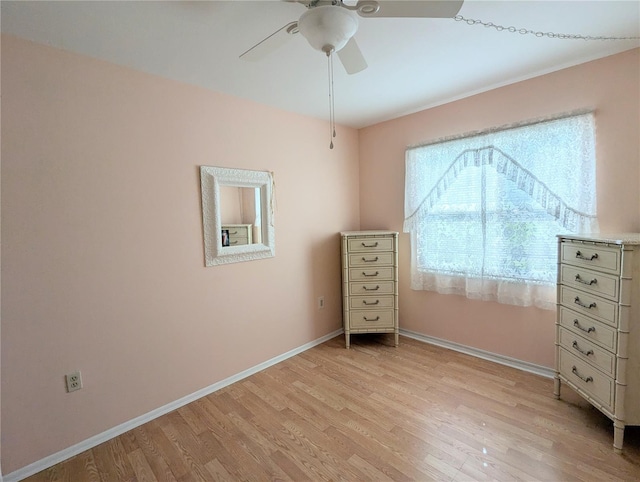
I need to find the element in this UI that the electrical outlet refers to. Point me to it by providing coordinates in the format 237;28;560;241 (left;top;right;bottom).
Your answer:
318;296;325;309
65;371;83;393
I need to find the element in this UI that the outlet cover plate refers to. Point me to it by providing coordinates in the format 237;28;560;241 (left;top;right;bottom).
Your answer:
66;371;83;392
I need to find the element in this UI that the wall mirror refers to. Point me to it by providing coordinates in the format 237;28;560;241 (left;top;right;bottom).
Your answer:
200;166;275;266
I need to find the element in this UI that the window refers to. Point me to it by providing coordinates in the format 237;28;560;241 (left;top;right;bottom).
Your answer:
403;112;597;310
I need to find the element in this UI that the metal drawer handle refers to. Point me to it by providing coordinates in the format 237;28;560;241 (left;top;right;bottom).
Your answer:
363;285;380;291
575;274;597;286
572;366;593;383
362;257;379;262
363;300;380;306
230;240;238;245
362;271;379;277
574;297;596;309
363;316;380;322
573;319;595;334
362;242;379;248
575;250;598;261
229;231;239;235
572;341;594;357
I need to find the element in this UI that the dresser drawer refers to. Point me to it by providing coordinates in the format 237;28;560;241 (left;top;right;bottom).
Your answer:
225;226;249;237
560;264;619;301
349;309;395;329
559;286;618;326
349;281;395;296
349;295;394;310
347;237;394;253
560;241;621;274
349;253;394;267
228;236;249;246
349;267;394;281
559;327;616;377
559;349;614;411
559;306;617;351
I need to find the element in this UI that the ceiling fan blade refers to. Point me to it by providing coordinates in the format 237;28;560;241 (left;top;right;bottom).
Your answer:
355;0;464;18
337;37;368;74
240;21;299;61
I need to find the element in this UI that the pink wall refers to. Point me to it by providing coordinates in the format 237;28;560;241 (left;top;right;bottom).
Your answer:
1;35;360;474
359;48;640;368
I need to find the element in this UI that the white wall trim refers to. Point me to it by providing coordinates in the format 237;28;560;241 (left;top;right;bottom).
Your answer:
400;329;555;379
4;329;343;482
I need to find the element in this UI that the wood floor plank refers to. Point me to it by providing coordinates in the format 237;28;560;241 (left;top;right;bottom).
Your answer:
169;410;216;464
324;425;414;481
91;437;137;482
456;403;555;451
202;458;232;482
347;453;396;481
22;335;640;482
195;394;287;479
142;418;193;480
242;375;291;411
222;411;294;480
390;425;468;473
189;397;238;439
157;415;211;481
339;406;454;480
118;430;139;454
281;407;369;478
130;425;178;482
38;462;70;482
233;392;347;480
196;430;260;481
196;396;295;480
269;449;309;481
127;448;158;482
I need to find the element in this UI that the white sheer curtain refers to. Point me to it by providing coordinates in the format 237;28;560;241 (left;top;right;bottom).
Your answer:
403;112;598;310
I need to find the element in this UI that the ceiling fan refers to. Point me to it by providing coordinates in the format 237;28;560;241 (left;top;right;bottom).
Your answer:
240;0;465;74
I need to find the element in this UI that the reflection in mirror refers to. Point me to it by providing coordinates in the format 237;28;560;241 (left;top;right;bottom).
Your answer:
200;166;275;266
220;186;262;245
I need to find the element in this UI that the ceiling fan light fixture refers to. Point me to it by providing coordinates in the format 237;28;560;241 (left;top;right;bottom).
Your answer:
298;5;358;53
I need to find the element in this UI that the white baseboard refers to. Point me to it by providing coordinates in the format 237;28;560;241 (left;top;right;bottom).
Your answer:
4;329;343;482
400;328;555;379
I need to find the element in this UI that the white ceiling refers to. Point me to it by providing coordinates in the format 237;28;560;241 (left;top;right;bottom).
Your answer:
2;0;639;128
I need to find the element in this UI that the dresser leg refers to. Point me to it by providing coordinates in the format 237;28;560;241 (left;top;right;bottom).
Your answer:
345;332;350;349
553;375;561;400
394;332;399;347
613;421;624;454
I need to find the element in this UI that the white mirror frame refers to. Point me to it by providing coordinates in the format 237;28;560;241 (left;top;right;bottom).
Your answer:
200;166;275;266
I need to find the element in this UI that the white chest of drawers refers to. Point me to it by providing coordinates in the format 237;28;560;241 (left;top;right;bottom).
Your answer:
554;234;640;453
341;231;399;349
222;224;252;246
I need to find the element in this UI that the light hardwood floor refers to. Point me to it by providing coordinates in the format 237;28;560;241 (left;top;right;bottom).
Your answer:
25;335;640;481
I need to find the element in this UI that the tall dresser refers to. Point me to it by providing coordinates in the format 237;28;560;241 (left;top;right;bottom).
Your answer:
340;231;398;349
555;233;640;453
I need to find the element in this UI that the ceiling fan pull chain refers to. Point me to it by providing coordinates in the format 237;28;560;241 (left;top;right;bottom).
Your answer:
331;49;336;140
327;49;336;149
